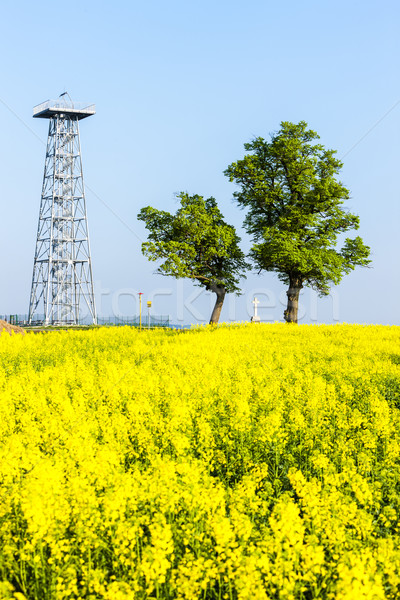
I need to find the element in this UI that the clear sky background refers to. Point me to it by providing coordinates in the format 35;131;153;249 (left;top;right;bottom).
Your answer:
1;0;399;325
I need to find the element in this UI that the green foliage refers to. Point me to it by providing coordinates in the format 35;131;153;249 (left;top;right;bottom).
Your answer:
224;121;371;294
137;192;249;294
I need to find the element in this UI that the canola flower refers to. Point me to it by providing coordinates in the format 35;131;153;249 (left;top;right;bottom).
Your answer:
0;323;400;599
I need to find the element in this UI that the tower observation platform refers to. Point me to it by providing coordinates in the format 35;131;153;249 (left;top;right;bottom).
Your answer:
33;98;96;120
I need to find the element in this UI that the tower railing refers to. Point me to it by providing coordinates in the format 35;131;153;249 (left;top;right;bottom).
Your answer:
33;100;96;117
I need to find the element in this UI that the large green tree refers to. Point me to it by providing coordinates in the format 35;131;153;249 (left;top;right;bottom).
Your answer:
225;121;371;323
137;193;249;324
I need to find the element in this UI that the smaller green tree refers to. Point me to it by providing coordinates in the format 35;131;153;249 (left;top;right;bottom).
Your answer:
137;192;249;324
225;121;371;323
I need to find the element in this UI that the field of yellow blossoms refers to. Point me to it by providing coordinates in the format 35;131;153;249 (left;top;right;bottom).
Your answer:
1;324;400;600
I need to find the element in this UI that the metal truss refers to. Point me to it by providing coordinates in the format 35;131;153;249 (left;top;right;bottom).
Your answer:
28;98;97;325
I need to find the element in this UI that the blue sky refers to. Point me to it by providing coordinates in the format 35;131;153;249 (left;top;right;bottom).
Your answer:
1;0;399;324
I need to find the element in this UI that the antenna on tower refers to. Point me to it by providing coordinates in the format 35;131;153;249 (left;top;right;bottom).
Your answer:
59;91;73;105
28;96;97;326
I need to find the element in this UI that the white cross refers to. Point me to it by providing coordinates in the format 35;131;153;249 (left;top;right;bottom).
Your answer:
252;297;260;318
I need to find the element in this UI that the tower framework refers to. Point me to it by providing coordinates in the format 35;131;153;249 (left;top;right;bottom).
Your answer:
28;94;97;325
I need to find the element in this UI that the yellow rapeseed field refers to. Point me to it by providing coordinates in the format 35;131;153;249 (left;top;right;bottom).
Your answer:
1;324;400;600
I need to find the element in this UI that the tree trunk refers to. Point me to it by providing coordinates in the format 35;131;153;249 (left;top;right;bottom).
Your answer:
209;284;226;325
284;277;303;324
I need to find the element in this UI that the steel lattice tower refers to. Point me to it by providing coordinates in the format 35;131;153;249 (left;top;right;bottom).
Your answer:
28;93;97;326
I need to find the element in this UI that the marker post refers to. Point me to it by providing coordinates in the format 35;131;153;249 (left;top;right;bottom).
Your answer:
147;301;152;329
138;292;143;330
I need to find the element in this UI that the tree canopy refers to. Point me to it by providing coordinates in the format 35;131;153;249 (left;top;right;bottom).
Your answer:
137;192;249;324
224;121;371;323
